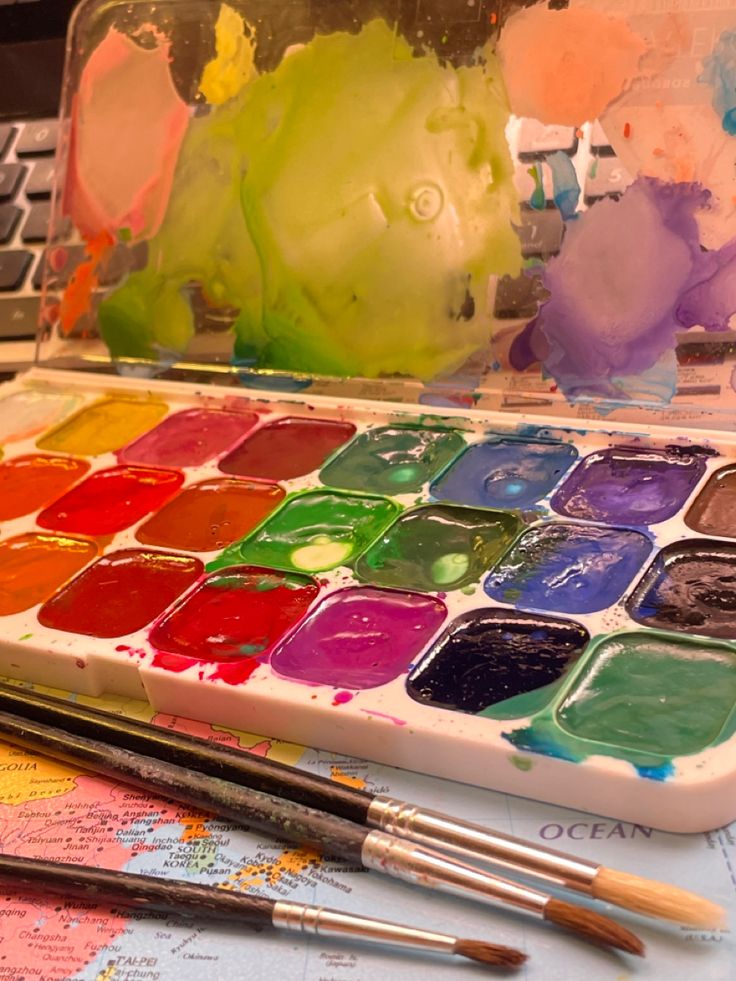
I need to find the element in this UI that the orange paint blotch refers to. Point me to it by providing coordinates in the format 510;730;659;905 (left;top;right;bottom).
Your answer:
59;230;114;335
623;122;632;139
497;7;646;126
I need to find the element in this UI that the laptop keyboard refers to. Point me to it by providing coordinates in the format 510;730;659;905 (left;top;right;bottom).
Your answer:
0;117;57;347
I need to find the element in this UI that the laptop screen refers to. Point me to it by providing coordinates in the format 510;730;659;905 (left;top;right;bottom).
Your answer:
0;0;77;119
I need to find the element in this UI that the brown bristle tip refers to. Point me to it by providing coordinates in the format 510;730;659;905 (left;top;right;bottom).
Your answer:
453;938;527;968
544;898;645;957
592;867;727;929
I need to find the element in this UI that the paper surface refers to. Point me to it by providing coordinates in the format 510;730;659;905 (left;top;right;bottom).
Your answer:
0;681;733;981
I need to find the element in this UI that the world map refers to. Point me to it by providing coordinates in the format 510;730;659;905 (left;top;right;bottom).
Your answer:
0;680;734;981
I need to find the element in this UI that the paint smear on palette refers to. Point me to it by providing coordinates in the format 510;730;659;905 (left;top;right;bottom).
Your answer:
497;5;646;125
552;447;706;525
627;540;736;640
0;455;90;520
271;587;446;689
37;398;168;455
210;490;400;574
150;566;319;664
136;478;285;552
198;3;256;106
98;20;522;378
38;550;203;638
355;504;520;592
219;417;356;481
507;633;736;776
118;407;259;468
484;523;651;614
64;27;188;242
320;426;466;495
546;151;580;220
431;438;577;510
37;465;183;536
686;464;736;537
510;178;736;398
699;30;736;136
407;609;588;718
0;533;98;614
0;389;81;443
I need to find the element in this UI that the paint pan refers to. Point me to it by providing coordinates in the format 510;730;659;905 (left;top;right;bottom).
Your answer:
626;540;736;640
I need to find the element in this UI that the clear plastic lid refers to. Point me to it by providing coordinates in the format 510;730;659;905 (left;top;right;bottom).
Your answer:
35;0;736;424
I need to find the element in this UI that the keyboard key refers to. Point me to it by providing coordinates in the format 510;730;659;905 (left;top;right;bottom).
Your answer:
0;163;26;202
590;120;615;156
16;120;59;157
0;124;15;159
0;203;21;243
33;245;85;290
494;271;546;319
517;120;577;159
584;157;633;203
0;296;42;340
0;250;32;291
516;208;564;258
21;201;51;243
514;161;554;208
25;159;55;199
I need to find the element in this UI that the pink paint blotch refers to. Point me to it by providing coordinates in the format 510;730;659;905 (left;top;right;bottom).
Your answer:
359;708;407;726
332;690;354;706
64;28;188;240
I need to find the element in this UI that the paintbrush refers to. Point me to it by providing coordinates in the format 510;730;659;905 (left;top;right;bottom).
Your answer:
0;708;644;956
0;681;720;929
0;853;525;970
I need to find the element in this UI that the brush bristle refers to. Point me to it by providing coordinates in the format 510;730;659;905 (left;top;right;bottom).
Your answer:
544;898;645;956
453;938;527;968
593;867;726;929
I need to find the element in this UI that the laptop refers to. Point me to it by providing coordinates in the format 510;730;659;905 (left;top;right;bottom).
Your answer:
0;0;76;374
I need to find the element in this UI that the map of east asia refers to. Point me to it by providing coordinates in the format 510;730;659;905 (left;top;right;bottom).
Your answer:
0;685;734;981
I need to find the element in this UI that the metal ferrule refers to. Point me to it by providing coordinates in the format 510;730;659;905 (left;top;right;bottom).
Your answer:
367;796;599;894
361;829;548;916
272;901;458;955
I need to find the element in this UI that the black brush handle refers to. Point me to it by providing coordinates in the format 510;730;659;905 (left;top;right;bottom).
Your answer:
0;853;276;925
0;712;368;863
0;682;373;822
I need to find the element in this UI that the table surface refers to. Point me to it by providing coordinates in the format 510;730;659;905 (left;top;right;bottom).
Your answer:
0;681;733;981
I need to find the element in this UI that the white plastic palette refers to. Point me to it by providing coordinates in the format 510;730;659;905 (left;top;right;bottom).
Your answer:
0;367;735;833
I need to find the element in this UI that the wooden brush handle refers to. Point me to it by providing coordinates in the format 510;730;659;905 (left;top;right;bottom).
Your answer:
0;712;369;864
0;853;276;924
0;682;373;822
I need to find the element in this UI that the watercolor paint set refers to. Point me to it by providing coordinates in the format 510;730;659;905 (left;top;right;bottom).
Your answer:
1;365;735;834
2;0;736;833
